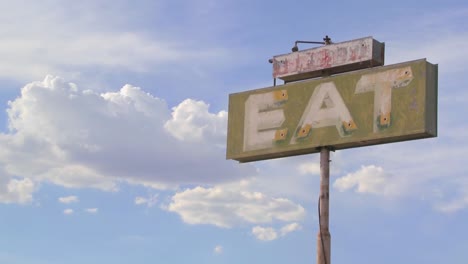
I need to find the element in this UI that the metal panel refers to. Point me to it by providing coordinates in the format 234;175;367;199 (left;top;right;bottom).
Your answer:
227;59;438;162
272;37;385;82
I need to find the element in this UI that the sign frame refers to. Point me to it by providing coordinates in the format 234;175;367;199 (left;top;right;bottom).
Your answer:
227;59;438;163
272;36;385;82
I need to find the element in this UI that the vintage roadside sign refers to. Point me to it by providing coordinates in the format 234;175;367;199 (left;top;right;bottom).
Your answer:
272;36;385;82
227;59;438;162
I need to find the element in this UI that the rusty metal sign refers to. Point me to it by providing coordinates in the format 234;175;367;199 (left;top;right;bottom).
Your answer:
227;59;438;162
271;36;385;82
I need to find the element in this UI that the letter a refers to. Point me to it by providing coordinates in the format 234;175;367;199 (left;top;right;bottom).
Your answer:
291;82;356;144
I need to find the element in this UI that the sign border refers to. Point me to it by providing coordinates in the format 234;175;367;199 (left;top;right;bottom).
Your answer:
227;59;438;163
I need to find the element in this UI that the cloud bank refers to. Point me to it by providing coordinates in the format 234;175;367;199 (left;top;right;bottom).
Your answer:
167;185;305;228
0;75;255;203
0;1;233;83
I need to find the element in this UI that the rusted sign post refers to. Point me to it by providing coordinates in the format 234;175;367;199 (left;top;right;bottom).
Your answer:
226;36;438;264
318;147;331;264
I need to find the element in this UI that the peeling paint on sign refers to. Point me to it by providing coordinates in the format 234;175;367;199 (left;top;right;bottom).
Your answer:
355;66;414;132
272;37;385;82
227;59;438;162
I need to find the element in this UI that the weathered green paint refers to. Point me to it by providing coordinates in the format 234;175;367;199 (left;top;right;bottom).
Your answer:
226;59;438;162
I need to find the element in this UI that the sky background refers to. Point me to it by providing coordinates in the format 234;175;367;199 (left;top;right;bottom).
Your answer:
0;0;467;263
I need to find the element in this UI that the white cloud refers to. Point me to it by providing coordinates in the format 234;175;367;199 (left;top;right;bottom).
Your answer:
39;165;118;192
280;222;302;236
85;208;98;214
251;223;302;241
0;1;233;83
58;196;79;204
213;245;223;255
167;185;305;228
0;177;34;204
63;209;74;215
0;76;256;202
333;165;405;197
134;194;158;208
334;165;387;194
329;127;468;210
164;99;227;144
252;226;278;241
298;162;320;175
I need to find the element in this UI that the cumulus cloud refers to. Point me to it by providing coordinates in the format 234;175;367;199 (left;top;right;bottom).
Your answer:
298;162;320;175
252;226;278;241
63;209;74;215
0;76;255;202
250;223;302;241
334;165;387;194
58;196;79;204
333;165;405;197
167;185;305;228
280;222;302;236
0;177;34;204
164;99;227;144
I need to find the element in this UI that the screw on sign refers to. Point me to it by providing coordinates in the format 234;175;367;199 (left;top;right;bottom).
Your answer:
227;59;436;162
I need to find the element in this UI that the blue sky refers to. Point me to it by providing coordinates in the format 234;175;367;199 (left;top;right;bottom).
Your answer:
0;0;467;263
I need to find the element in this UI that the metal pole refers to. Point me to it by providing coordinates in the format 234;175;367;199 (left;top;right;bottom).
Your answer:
317;147;331;264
